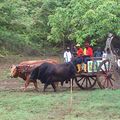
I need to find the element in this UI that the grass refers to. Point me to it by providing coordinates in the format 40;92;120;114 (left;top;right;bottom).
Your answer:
1;55;120;120
0;89;120;120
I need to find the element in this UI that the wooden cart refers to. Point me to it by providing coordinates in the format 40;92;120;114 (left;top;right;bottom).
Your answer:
74;33;120;89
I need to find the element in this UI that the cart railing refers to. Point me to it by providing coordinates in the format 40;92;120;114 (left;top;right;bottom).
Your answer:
87;57;103;73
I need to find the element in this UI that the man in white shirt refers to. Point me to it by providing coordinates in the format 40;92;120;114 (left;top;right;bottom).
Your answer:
64;47;72;63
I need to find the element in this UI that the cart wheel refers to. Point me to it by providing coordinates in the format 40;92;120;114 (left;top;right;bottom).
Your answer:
97;59;115;89
75;73;97;89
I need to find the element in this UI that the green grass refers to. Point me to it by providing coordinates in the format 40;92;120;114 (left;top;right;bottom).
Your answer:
1;55;120;120
0;89;120;120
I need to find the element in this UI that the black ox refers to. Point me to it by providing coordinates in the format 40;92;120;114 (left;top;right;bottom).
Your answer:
30;62;76;92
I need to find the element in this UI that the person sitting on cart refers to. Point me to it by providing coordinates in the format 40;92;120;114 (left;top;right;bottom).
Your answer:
94;47;103;60
83;42;93;72
71;44;77;57
75;43;83;73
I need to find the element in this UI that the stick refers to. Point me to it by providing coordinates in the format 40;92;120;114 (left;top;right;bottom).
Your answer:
70;78;73;113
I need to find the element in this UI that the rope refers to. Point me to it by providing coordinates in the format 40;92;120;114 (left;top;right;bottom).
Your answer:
69;78;73;114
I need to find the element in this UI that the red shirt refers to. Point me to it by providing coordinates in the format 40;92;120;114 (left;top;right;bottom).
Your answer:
84;47;93;57
77;48;83;57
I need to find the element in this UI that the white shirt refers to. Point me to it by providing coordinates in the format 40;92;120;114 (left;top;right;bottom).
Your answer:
102;52;107;60
64;51;72;62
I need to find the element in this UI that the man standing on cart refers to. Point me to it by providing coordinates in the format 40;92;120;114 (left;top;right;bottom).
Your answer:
83;42;93;72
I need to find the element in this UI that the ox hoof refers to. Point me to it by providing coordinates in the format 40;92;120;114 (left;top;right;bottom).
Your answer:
20;87;26;92
34;89;39;92
54;89;57;92
22;89;26;92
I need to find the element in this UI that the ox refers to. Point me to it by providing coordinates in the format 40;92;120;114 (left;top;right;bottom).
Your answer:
19;59;58;66
30;62;77;92
10;59;58;91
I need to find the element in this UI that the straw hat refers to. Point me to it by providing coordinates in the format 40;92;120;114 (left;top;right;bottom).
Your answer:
76;43;80;47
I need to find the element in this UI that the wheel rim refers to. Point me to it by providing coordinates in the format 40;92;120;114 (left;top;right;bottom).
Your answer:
75;76;97;89
97;59;115;89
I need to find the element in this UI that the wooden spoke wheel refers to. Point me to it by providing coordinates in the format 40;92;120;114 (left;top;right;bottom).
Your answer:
97;59;115;89
75;73;97;89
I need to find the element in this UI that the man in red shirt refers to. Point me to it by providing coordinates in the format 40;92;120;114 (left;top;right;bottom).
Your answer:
75;43;83;72
77;45;83;57
83;42;93;72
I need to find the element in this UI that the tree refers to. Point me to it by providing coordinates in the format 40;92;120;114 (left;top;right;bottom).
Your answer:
0;0;61;54
0;0;119;55
48;0;120;46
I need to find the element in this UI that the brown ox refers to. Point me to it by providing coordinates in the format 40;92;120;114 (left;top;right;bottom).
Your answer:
10;59;58;91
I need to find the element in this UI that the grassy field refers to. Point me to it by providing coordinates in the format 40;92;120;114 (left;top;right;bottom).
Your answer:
0;89;120;120
0;55;120;120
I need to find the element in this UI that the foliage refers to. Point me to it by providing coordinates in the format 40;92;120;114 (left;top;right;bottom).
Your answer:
0;0;120;55
48;0;120;45
0;0;61;55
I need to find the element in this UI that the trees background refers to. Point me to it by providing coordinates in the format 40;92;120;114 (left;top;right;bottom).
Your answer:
0;0;120;55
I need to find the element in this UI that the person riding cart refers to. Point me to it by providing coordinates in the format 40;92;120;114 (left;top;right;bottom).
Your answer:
75;43;83;73
94;47;103;60
83;42;93;72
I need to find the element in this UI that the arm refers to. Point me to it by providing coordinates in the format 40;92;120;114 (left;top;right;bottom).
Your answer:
89;48;93;57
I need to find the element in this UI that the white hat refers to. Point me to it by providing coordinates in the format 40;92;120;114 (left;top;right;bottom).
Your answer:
76;43;80;47
66;47;70;50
